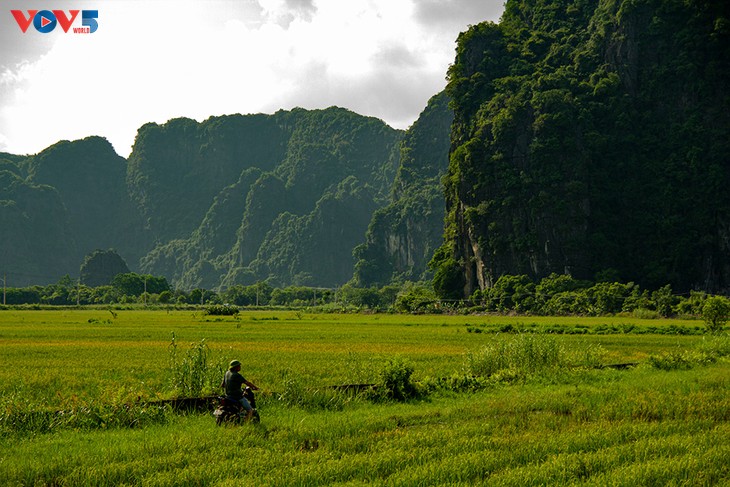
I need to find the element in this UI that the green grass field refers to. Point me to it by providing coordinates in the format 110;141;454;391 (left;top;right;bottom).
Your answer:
1;309;728;485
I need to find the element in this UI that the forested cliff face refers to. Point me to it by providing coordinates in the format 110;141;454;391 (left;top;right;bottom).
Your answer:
1;108;404;288
30;137;148;267
135;107;403;289
1;138;146;286
435;0;730;297
6;0;725;294
353;91;453;286
0;157;75;284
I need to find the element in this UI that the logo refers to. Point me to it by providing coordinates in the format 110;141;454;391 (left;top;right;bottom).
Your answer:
11;10;98;34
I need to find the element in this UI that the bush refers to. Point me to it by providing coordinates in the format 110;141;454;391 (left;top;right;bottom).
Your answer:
649;336;729;370
394;286;439;313
204;304;239;316
648;350;714;370
372;358;419;401
702;296;730;333
697;335;730;358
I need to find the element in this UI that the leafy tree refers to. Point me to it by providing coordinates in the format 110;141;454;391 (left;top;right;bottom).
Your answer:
535;273;590;312
622;285;652;313
80;249;130;287
339;285;383;308
702;296;730;333
432;257;465;302
394;285;438;313
3;288;41;305
675;290;707;316
651;285;677;318
586;282;630;316
489;275;536;313
111;273;170;297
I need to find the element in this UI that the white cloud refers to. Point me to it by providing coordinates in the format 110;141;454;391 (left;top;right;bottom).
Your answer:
0;0;503;157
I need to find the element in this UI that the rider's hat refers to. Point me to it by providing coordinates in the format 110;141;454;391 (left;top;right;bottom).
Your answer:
229;360;241;369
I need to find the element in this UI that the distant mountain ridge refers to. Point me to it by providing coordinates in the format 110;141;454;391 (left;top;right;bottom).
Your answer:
2;106;441;289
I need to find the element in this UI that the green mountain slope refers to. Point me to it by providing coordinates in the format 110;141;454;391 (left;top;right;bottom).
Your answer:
1;139;147;286
353;91;453;286
434;0;730;297
28;136;148;267
1;107;410;289
136;107;404;289
0;163;76;285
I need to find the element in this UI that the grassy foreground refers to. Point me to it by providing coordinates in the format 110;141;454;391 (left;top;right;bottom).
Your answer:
0;309;728;485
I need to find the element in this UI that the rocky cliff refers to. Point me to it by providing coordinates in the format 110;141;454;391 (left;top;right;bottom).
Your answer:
435;0;730;296
353;91;453;286
1;108;406;289
135;107;403;289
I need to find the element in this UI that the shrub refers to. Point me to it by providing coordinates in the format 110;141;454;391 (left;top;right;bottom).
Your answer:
696;335;730;358
372;358;419;401
702;296;730;333
204;304;239;316
648;336;729;371
648;350;714;371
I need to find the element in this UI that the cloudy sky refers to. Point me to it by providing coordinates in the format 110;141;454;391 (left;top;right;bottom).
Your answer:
0;0;504;157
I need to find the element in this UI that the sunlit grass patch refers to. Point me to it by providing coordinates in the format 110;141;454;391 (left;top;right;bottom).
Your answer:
0;310;728;485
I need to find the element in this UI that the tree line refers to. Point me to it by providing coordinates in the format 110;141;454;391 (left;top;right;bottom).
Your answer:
2;272;728;327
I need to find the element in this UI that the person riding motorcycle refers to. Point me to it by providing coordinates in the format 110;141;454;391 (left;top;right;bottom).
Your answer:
220;359;259;421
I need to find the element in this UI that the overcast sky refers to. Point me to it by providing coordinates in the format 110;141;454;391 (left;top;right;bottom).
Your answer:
0;0;504;157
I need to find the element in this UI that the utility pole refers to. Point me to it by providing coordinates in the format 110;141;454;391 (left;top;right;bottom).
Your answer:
144;278;147;307
2;273;6;305
76;278;80;306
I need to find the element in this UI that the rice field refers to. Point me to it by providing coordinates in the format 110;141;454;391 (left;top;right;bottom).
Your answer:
0;309;728;485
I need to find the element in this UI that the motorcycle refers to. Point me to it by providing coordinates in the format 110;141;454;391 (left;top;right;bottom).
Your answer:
213;386;260;425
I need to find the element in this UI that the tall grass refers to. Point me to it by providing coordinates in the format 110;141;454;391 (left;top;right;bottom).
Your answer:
0;390;172;436
648;334;730;370
168;334;224;397
464;333;606;381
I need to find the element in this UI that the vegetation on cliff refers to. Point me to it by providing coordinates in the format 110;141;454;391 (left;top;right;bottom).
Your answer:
354;91;453;287
133;107;403;289
434;0;730;298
